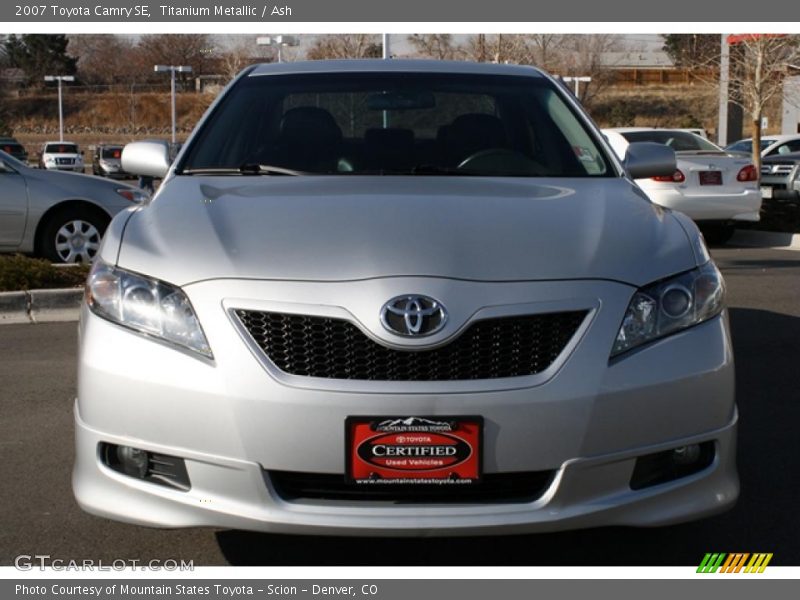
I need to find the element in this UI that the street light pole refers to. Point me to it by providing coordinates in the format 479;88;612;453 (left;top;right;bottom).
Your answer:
383;34;391;59
257;35;299;63
154;65;192;145
562;76;592;99
44;75;75;142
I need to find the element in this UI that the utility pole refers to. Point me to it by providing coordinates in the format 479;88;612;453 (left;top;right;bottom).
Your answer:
43;75;75;142
718;34;730;147
154;65;192;144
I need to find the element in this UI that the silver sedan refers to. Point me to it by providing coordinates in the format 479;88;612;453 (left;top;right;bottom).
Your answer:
74;60;738;535
0;150;147;263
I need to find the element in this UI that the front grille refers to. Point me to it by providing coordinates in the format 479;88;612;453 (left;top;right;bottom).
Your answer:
268;470;555;504
56;157;75;165
235;309;587;381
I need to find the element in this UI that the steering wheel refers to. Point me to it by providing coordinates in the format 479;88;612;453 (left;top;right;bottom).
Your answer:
456;148;546;175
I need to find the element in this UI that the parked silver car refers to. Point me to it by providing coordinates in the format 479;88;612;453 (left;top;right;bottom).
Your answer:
0;150;147;263
74;60;738;536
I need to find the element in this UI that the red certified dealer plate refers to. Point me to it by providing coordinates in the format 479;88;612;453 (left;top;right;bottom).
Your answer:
346;416;482;484
699;170;723;185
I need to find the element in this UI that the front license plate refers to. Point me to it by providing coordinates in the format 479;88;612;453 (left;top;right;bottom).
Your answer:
346;416;482;484
761;186;773;199
699;170;723;185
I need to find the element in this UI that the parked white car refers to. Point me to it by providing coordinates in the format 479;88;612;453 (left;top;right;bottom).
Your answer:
725;134;800;158
604;128;762;243
39;141;84;172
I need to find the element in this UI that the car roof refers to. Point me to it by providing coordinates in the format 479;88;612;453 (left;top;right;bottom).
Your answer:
43;141;78;146
248;59;546;79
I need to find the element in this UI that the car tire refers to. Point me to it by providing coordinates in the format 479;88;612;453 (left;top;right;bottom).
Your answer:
40;207;110;264
701;224;736;246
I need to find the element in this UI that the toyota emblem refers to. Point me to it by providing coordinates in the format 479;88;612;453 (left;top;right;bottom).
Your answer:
380;295;447;337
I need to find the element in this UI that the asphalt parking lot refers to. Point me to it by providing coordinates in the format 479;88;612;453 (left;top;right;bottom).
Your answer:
1;245;798;567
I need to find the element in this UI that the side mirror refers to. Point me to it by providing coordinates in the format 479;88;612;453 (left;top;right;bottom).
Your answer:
623;142;677;180
122;140;171;178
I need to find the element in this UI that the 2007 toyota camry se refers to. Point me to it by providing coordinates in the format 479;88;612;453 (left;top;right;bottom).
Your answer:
73;60;738;535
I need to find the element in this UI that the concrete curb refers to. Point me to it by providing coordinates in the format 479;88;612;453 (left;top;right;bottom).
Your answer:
0;288;82;325
731;229;800;250
0;292;29;325
29;288;84;322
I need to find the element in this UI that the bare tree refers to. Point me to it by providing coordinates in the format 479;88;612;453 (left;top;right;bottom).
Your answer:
679;34;800;171
216;37;275;82
407;34;460;60
729;35;800;171
67;35;137;85
135;34;215;81
557;34;623;107
306;35;382;60
525;35;568;71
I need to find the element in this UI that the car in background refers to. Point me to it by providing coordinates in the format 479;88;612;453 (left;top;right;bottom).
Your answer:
0;149;147;263
92;144;129;179
725;134;800;158
74;60;738;536
604;127;761;243
0;137;29;163
39;141;84;172
760;151;800;201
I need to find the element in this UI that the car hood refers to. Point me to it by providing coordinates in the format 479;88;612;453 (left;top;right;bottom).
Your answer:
117;176;697;287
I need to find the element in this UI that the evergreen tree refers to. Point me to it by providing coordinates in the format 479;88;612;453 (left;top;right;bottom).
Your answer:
3;34;77;86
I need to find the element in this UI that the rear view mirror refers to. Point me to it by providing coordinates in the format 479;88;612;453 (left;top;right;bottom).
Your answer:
623;142;677;179
122;140;171;178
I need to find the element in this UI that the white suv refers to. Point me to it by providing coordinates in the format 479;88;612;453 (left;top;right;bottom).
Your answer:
39;141;84;172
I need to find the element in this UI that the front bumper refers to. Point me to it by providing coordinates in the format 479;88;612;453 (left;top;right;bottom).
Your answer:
74;278;738;535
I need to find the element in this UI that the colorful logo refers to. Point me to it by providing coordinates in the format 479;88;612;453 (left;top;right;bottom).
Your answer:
697;553;773;573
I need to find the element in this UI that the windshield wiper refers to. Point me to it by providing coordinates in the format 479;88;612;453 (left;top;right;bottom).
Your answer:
179;164;307;176
238;163;307;176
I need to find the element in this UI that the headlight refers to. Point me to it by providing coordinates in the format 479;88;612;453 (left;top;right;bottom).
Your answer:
86;260;212;358
115;188;148;203
611;261;725;357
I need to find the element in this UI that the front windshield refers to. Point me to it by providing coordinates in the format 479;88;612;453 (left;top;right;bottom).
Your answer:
621;130;722;152
45;143;78;154
179;72;612;177
101;147;122;159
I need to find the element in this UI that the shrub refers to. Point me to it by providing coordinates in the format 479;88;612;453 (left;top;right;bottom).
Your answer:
0;254;89;292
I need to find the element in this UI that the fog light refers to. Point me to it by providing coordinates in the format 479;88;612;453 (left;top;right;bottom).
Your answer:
672;444;701;465
100;442;191;491
116;445;149;478
630;441;715;490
